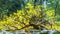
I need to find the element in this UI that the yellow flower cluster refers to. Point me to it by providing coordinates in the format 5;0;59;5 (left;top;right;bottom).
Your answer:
25;3;33;9
0;3;41;30
46;10;54;17
45;10;55;20
45;22;60;30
